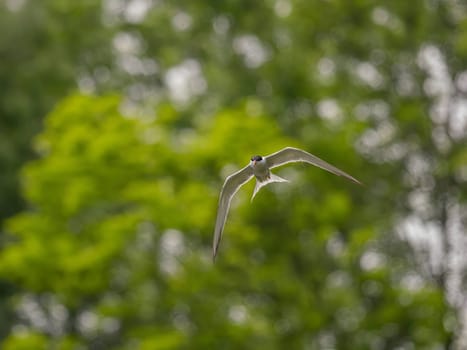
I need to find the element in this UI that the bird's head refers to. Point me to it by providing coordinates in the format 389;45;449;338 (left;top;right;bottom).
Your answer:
250;155;263;167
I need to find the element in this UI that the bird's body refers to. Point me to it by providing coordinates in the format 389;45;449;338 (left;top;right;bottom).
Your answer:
249;155;289;198
212;147;361;260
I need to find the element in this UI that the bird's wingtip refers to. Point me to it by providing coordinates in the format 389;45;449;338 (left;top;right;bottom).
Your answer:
345;175;363;186
354;178;364;186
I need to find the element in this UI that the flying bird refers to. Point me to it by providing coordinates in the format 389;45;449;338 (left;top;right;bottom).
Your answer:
212;147;361;261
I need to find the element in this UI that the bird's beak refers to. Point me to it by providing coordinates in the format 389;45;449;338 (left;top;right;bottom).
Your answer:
253;160;257;166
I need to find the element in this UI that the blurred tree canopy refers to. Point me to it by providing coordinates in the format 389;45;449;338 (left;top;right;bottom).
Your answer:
0;0;466;349
0;94;449;349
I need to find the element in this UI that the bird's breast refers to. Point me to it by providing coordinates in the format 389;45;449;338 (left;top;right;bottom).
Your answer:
252;163;270;181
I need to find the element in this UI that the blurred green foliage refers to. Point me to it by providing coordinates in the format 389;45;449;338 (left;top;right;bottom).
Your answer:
0;95;449;348
1;0;466;349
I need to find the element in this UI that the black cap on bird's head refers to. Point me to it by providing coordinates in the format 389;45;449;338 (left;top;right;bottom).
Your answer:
251;155;263;162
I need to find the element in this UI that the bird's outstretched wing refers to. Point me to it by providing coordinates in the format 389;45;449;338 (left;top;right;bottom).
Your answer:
265;147;362;185
213;165;254;260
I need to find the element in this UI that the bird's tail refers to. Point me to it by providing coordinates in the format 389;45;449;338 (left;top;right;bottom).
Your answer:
251;173;288;201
